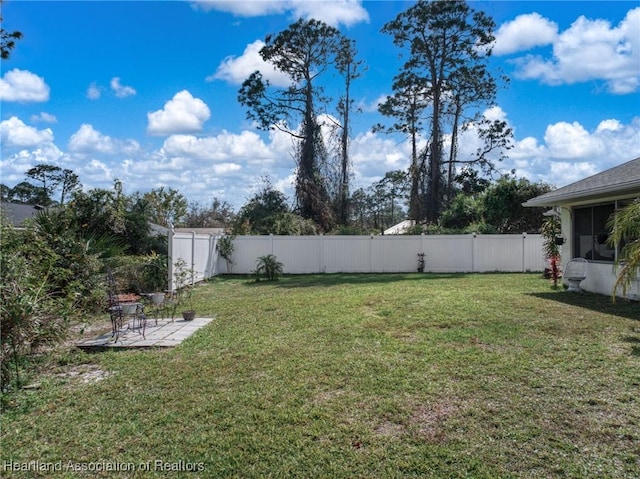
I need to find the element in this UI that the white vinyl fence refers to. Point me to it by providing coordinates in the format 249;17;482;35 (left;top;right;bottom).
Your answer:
168;231;220;291
169;232;546;287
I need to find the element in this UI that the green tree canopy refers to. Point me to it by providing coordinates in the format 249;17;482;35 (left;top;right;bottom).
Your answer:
238;19;360;232
233;181;317;235
381;0;509;223
142;187;188;227
183;198;236;228
0;0;22;60
482;176;552;233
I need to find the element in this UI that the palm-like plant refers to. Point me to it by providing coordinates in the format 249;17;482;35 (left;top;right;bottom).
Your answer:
541;213;562;289
255;254;283;281
608;199;640;299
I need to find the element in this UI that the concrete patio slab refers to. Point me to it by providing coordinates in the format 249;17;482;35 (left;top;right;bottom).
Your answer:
77;317;214;349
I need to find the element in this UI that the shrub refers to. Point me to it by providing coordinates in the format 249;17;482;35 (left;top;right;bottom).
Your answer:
140;252;168;292
255;254;283;281
217;235;235;273
0;219;69;391
106;255;147;294
173;258;195;311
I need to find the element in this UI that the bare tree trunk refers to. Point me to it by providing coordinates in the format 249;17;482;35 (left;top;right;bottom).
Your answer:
448;96;461;204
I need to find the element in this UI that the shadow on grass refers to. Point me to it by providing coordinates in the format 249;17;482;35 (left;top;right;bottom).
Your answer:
621;336;640;357
242;272;470;289
528;291;639;321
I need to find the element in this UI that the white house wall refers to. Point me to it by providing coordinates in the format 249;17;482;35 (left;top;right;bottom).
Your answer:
557;205;639;299
563;260;640;300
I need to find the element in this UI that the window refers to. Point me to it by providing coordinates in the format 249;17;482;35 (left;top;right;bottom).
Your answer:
573;203;616;261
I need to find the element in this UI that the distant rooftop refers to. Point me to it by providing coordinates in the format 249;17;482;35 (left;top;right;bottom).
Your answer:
0;202;44;226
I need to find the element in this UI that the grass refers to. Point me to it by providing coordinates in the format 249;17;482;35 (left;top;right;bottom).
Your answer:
1;273;639;478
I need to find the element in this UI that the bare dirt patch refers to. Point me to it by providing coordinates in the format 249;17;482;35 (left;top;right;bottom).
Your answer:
55;364;113;384
374;420;405;440
312;388;346;406
410;401;461;442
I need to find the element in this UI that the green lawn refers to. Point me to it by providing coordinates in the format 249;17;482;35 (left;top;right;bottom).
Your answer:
1;273;639;478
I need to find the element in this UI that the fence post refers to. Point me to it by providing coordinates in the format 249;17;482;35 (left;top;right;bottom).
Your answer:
191;232;196;285
319;234;324;273
369;234;374;273
168;225;175;292
472;233;476;272
208;234;217;278
522;232;527;272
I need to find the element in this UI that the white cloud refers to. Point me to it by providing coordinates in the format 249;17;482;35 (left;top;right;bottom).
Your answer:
147;90;211;136
493;13;558;55
596;119;622;132
30;112;58;124
505;116;640;187
80;159;115;183
350;130;415;181
514;7;640;93
508;137;546;162
68;124;116;154
482;105;508;123
208;40;291;87
0;118;65;185
212;163;242;175
548;161;599;185
0;69;50;102
0;144;65;183
544;121;605;159
292;0;369;27
191;0;288;16
0;116;54;148
68;124;140;155
358;94;387;113
110;77;137;98
87;82;102;100
161;130;272;162
191;0;369;27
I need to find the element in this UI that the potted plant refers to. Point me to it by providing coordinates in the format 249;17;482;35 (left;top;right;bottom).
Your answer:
174;258;196;320
541;214;562;289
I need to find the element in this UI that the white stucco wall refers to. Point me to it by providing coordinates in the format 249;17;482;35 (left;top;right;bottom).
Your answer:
565;261;640;300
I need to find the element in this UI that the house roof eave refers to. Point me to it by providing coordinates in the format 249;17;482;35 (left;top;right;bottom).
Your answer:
523;157;640;208
523;182;640;207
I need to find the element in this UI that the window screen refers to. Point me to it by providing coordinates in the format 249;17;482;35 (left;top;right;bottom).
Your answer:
573;203;616;261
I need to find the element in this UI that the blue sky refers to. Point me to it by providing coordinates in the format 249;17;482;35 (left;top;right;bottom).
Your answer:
1;0;639;211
